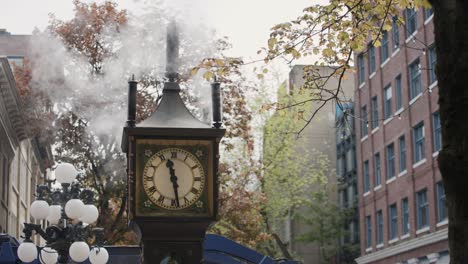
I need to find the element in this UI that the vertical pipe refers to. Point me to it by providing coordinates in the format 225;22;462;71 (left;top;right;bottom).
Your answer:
211;82;222;128
127;75;137;127
165;21;179;81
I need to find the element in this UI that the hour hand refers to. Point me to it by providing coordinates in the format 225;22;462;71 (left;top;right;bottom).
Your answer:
166;160;180;207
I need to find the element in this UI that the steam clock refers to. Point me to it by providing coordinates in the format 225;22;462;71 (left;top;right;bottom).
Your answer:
121;22;225;263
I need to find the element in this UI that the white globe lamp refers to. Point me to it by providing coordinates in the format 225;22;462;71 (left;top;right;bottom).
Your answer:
89;247;109;264
55;163;78;184
69;241;90;263
65;199;85;220
47;205;62;225
40;247;58;264
30;200;50;220
17;242;38;263
80;204;99;224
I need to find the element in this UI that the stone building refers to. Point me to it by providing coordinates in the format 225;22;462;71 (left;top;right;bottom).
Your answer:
335;102;360;263
268;65;354;263
354;8;449;264
0;29;52;244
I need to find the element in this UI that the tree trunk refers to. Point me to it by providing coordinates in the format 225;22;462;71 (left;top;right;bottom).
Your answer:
430;0;468;262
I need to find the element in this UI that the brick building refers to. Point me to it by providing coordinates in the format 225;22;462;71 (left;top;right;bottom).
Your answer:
354;8;449;264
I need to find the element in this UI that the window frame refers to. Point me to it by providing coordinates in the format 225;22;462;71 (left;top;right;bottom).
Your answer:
402;198;409;234
409;59;422;100
361;105;368;137
381;31;389;61
395;75;402;110
366;215;372;248
384;85;393;119
413;122;426;163
416;189;429;229
358;53;366;84
364;160;370;192
433;111;442;152
428;45;437;84
406;8;417;35
392;16;400;49
374;153;381;187
377;210;383;244
389;203;398;239
399;136;406;172
386;143;395;179
436;181;447;222
371;96;379;129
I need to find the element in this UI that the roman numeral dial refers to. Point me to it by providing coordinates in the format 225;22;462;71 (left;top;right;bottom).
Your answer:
142;147;206;210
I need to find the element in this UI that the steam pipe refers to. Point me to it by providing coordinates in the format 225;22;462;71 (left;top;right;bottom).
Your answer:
165;21;179;82
211;81;222;128
126;74;137;127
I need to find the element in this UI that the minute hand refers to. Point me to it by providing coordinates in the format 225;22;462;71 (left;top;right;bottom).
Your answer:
166;159;180;207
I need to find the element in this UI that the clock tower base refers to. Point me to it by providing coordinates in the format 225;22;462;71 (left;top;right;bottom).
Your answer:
133;221;210;264
142;240;204;264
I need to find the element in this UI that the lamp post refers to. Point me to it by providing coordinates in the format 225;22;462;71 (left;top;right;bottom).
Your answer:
18;163;109;264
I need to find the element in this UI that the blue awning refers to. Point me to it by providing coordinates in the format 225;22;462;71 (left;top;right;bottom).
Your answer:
0;233;300;264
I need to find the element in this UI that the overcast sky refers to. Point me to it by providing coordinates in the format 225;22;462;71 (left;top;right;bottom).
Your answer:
0;0;317;60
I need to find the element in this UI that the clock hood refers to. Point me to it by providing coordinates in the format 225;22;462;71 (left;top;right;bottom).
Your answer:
137;81;211;129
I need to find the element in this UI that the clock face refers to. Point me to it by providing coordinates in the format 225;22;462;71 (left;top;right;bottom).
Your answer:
142;148;206;210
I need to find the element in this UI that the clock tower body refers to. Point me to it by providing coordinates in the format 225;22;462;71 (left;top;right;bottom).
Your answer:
121;23;225;264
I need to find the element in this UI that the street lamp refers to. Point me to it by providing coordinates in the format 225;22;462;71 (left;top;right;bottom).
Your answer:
18;163;108;264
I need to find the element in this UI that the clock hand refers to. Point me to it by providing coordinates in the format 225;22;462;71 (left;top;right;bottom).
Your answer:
166;159;180;207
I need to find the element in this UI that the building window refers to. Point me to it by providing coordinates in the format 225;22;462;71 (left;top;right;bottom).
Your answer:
416;189;429;229
7;56;24;68
346;149;354;172
0;155;9;203
358;53;365;84
436;181;447;222
395;75;402;110
433;111;442;152
386;143;395;179
409;59;422;100
374;153;381;187
402;198;409;234
364;160;370;192
399;136;406;172
389;203;398;239
340;189;348;208
392;16;400;49
350;220;358;243
406;8;417;35
428;45;437;84
371;96;378;129
361;105;368;137
384;85;392;119
368;43;376;74
424;8;434;20
366;215;372;248
381;31;389;62
337;156;344;177
377;210;383;244
413;122;426;163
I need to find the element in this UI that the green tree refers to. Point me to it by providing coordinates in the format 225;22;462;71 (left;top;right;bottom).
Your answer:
263;83;346;261
264;0;468;262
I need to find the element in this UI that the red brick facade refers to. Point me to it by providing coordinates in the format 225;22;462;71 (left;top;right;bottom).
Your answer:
354;8;449;264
